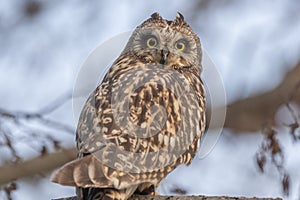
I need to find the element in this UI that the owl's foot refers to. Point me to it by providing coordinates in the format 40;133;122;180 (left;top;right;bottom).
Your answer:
135;183;158;196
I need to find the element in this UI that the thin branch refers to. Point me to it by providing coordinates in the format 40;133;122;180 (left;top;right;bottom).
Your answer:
34;117;75;134
1;131;21;163
0;92;75;135
0;92;72;118
37;92;72;115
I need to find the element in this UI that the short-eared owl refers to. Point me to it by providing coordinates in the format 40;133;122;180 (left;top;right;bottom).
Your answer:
52;12;205;200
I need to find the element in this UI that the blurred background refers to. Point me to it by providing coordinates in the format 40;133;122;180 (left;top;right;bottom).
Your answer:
0;0;300;199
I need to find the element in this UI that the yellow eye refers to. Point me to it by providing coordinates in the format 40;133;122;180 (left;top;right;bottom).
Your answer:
146;37;157;48
175;41;185;51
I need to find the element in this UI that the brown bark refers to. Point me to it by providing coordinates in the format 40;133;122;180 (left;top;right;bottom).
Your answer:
224;62;300;132
52;195;282;200
0;148;76;185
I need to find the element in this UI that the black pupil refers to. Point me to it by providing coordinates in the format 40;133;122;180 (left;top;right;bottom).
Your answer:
149;39;155;46
177;43;183;49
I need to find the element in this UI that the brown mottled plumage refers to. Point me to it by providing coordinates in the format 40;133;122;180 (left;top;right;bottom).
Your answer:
51;12;206;200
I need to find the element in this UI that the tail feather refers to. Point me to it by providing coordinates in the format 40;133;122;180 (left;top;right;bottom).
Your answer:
51;155;113;188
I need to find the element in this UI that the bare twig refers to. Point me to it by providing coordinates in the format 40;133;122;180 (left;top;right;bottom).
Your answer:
284;103;300;141
1;131;21;163
0;92;74;135
3;182;17;200
37;92;72;115
255;127;290;196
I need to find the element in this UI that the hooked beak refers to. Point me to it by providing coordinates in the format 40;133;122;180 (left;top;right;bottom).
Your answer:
160;48;169;65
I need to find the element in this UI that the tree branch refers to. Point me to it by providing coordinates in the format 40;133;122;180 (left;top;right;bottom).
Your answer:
0;148;76;185
52;195;281;200
223;62;300;132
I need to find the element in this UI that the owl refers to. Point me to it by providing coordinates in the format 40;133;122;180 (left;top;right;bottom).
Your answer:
52;12;206;200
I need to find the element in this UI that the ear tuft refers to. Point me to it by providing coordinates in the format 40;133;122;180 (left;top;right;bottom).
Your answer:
176;12;184;21
151;12;162;20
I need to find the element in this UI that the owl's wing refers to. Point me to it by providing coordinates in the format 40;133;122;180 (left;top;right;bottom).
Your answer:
75;81;112;157
51;80;115;187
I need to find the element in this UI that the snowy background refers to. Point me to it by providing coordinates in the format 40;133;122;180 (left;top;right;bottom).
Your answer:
0;0;300;199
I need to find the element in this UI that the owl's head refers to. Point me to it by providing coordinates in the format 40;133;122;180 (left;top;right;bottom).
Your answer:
123;12;202;71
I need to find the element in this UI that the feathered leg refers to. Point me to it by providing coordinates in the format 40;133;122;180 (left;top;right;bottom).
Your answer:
135;183;156;195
